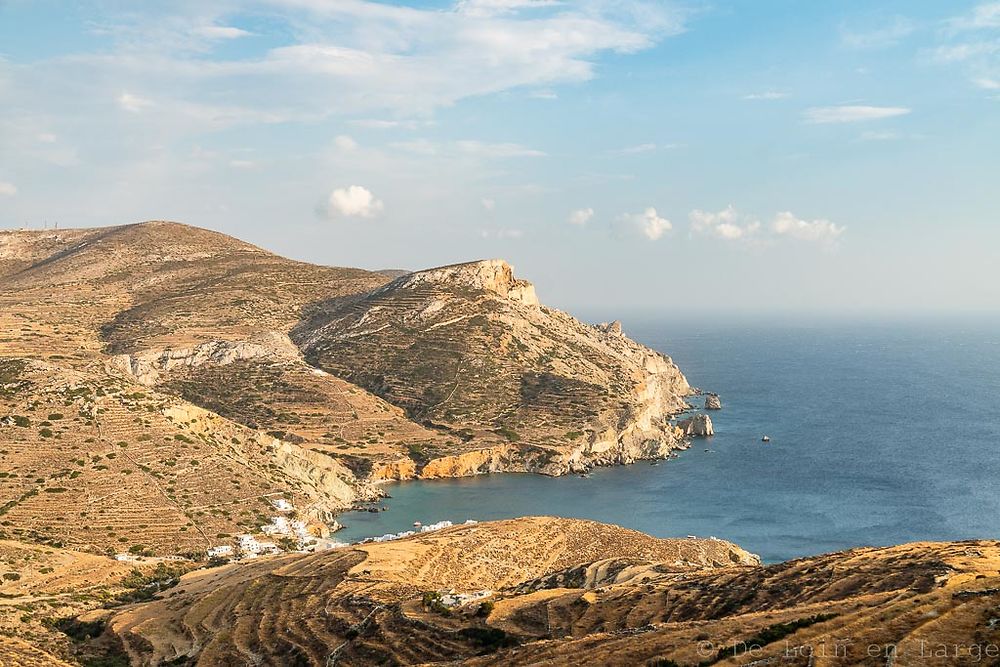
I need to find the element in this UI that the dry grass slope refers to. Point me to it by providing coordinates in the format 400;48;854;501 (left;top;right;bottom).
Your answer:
1;222;701;561
97;517;1000;667
104;517;756;666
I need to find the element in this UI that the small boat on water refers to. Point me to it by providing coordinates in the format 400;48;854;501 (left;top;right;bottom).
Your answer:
413;521;422;527
761;435;771;442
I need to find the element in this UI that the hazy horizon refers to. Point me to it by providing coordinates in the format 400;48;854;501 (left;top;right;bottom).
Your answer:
2;1;998;313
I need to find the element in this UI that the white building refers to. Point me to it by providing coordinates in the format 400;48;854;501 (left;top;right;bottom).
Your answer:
207;545;233;558
271;498;293;512
237;534;283;557
259;516;315;547
439;590;493;608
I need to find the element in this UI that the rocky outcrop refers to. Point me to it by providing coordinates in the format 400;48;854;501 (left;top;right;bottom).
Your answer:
297;258;694;481
419;445;525;478
705;393;722;410
676;414;714;437
107;332;300;386
388;259;539;308
597;320;623;336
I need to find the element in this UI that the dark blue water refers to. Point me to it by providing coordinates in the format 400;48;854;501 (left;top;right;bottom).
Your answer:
335;316;1000;562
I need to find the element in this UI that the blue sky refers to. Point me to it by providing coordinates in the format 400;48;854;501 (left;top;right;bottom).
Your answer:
1;0;998;314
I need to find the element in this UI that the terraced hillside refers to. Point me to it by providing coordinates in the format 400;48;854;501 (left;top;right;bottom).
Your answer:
0;358;362;555
295;259;693;475
0;537;190;665
95;517;1000;666
0;222;415;556
101;518;757;666
1;221;701;560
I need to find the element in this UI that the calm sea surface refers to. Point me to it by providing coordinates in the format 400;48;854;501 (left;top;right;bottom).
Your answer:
334;316;1000;562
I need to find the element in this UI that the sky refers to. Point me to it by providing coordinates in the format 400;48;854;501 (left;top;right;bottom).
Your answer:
0;0;998;315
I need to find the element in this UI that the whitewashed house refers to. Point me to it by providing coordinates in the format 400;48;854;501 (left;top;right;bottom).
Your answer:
271;498;293;512
207;545;234;559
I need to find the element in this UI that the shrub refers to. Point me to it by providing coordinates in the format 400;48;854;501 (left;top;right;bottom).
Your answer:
495;427;520;442
458;627;519;653
715;614;838;662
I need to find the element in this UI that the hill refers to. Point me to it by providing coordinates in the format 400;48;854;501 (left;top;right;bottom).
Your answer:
99;517;757;666
68;516;1000;667
295;259;692;477
1;221;698;558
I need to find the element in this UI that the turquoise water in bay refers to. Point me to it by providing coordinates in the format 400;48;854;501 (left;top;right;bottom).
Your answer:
334;316;1000;563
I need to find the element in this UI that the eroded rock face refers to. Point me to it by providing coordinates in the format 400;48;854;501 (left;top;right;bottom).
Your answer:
705;393;722;410
597;320;623;336
107;332;300;386
297;259;694;478
391;259;540;308
676;414;714;437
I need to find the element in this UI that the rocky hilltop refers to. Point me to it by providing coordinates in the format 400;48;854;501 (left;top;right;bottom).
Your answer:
0;221;694;558
295;258;692;477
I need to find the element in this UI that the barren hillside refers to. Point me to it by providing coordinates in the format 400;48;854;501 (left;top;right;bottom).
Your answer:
101;517;757;666
295;259;693;476
84;517;1000;667
1;221;698;559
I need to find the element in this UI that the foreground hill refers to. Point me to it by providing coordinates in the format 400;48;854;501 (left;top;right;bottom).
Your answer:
0;221;697;556
46;517;1000;667
97;518;757;666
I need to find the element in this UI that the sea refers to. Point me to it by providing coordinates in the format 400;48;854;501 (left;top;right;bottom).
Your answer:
333;314;1000;563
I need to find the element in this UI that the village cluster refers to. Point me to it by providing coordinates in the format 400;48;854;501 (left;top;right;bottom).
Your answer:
360;519;478;544
113;502;480;563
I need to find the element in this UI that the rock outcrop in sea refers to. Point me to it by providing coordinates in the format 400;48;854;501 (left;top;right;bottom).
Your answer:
676;414;714;437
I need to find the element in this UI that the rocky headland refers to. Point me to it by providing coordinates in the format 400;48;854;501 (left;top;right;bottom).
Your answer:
1;221;696;559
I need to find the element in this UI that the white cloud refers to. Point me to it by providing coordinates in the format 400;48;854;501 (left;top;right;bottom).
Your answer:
743;91;789;100
949;2;1000;30
350;118;424;130
840;17;916;50
934;42;1000;63
689;205;760;240
334;135;359;152
771;211;845;244
568;208;594;225
456;0;561;17
118;92;153;113
325;185;384;219
529;89;558;99
36;132;57;143
803;105;911;124
193;25;253;40
615;143;658;154
229;159;257;169
937;4;1000;90
0;182;17;196
621;207;671;241
481;197;496;210
7;0;687;127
